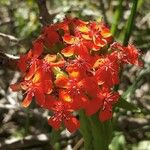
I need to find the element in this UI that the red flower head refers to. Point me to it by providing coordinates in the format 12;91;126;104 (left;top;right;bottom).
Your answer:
10;17;143;132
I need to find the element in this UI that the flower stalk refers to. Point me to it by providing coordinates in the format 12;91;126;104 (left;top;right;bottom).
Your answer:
79;110;93;150
123;0;139;46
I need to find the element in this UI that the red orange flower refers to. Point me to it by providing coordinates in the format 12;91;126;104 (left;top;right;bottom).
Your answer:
11;68;52;107
44;96;80;132
85;89;120;122
10;17;143;132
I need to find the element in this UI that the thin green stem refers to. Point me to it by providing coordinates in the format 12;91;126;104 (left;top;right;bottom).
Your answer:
50;129;61;150
99;0;108;24
111;0;124;36
114;0;139;91
123;0;139;46
25;108;30;135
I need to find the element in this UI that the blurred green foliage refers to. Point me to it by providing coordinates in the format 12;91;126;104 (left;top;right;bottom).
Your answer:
0;0;149;52
0;0;149;149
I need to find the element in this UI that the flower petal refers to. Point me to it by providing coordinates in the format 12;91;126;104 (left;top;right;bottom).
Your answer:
44;95;57;109
93;36;107;47
32;69;42;83
22;92;33;107
48;117;61;130
17;56;28;73
101;28;112;38
59;90;72;102
85;98;102;116
78;25;89;33
25;62;37;80
55;76;69;88
63;34;76;44
10;83;22;91
81;34;91;40
99;105;112;122
32;40;43;58
61;46;75;57
64;117;80;133
34;89;45;106
43;80;53;94
44;54;57;63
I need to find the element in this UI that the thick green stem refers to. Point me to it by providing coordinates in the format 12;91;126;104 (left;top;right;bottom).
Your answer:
123;0;139;46
89;114;112;150
79;111;112;150
79;110;93;150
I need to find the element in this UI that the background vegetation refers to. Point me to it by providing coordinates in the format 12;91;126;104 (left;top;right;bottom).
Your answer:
0;0;150;149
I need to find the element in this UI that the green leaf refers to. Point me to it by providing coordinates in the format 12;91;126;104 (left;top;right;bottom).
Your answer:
115;97;140;112
115;68;150;112
122;68;150;99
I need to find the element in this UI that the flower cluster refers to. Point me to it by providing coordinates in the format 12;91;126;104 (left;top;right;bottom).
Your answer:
10;17;142;132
